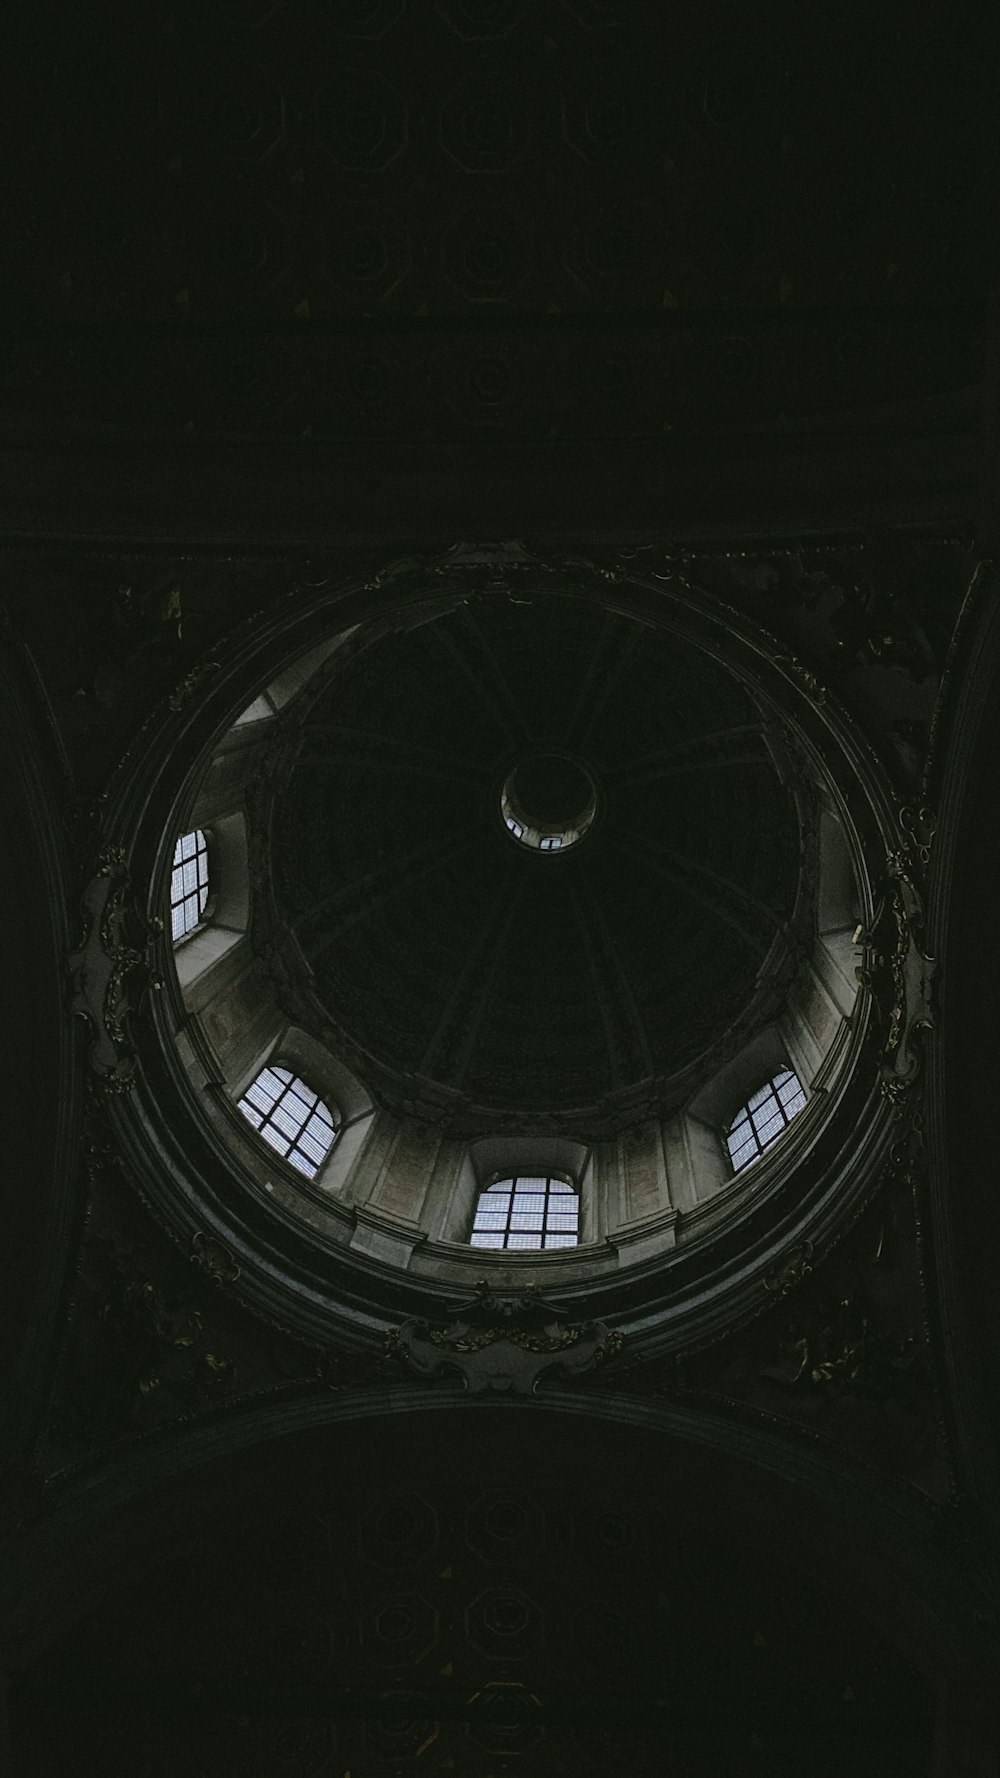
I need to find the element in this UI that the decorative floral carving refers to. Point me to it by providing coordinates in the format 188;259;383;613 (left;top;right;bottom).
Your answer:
49;1233;239;1450
387;1282;623;1395
67;849;162;1093
763;1240;814;1297
168;658;221;711
774;653;827;705
760;1290;923;1403
191;1230;242;1284
857;843;937;1099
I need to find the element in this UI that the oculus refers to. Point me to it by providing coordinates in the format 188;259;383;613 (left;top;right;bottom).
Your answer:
500;752;598;853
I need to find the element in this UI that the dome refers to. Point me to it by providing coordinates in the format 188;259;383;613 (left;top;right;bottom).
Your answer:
129;550;882;1336
265;594;805;1136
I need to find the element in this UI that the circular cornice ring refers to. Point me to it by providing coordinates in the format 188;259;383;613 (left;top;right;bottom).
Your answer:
89;544;920;1356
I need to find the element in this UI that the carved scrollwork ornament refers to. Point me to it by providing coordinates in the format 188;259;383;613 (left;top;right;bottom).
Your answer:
899;803;937;869
387;1282;623;1395
67;849;163;1094
773;653;827;706
190;1230;242;1284
168;658;221;712
856;840;937;1100
763;1241;814;1298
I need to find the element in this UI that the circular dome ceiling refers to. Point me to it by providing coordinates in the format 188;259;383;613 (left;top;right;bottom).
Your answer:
269;594;804;1132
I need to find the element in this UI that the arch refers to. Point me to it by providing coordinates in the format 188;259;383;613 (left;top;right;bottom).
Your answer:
7;1397;982;1722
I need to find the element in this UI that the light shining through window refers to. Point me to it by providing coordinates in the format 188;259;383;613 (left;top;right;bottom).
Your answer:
470;1175;579;1251
726;1067;806;1173
171;829;209;942
238;1065;338;1180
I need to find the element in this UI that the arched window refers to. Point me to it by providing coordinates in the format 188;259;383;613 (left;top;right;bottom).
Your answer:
470;1175;579;1251
237;1064;338;1179
725;1067;806;1174
170;829;210;942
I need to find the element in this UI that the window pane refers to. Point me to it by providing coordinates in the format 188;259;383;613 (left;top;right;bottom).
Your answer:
754;1112;784;1147
260;1123;291;1158
298;1129;330;1166
513;1193;546;1215
170;831;210;942
245;1079;276;1115
469;1175;579;1251
272;1102;306;1142
727;1067;806;1174
750;1097;780;1136
238;1065;337;1176
728;1138;757;1170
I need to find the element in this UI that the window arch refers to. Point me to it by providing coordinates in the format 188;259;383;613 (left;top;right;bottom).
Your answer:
170;829;210;942
725;1067;806;1174
237;1064;338;1179
470;1175;579;1251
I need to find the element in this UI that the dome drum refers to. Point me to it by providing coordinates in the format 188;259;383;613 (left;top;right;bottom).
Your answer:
97;546;903;1350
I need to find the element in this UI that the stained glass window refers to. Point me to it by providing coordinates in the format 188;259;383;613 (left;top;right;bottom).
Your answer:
470;1175;579;1251
237;1065;338;1180
171;829;210;942
725;1067;807;1173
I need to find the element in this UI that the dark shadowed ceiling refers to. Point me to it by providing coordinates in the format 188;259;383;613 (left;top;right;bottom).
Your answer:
10;1413;934;1778
270;594;802;1127
0;0;991;451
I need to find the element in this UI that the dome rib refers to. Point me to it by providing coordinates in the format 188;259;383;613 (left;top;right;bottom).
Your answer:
271;590;803;1129
433;872;530;1094
295;827;487;959
617;828;786;958
604;722;770;790
431;608;531;751
418;860;521;1079
300;723;494;790
573;878;655;1085
565;619;644;752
